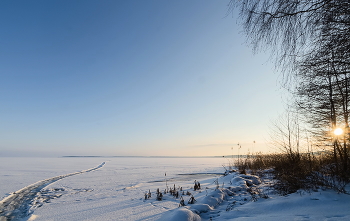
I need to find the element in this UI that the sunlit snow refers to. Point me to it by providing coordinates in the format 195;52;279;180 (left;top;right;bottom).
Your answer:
0;157;349;221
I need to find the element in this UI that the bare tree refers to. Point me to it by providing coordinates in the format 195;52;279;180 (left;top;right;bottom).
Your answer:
295;16;350;177
229;0;350;83
231;0;350;179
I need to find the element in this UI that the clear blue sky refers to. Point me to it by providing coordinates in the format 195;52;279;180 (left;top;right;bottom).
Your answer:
0;0;285;157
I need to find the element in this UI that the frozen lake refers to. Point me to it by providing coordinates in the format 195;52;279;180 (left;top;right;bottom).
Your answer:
2;156;349;221
0;156;228;220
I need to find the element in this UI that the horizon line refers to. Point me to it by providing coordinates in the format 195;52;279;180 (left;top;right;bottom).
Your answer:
61;155;242;158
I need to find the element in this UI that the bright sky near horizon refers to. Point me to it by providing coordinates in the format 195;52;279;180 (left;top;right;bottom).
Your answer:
0;0;285;157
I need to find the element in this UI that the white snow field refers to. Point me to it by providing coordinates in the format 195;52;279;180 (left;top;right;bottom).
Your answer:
0;160;105;221
1;157;349;221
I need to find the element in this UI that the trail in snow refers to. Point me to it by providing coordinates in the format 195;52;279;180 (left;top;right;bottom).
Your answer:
0;162;105;221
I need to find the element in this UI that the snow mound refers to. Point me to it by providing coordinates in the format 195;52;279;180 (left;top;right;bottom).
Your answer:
201;189;227;207
160;208;201;221
240;174;261;185
160;172;266;220
230;174;261;192
188;204;213;214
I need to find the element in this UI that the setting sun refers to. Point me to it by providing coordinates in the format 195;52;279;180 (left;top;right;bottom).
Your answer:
334;128;344;136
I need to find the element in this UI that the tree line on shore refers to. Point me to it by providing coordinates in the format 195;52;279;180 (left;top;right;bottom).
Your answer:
230;0;350;193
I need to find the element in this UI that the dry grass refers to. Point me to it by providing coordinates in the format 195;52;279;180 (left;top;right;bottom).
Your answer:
234;151;349;194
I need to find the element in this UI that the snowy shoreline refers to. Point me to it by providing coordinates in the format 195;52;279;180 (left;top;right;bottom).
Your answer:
1;157;349;221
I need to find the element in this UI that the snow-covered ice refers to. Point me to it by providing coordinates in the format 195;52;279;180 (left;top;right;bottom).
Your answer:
1;157;349;221
0;161;104;220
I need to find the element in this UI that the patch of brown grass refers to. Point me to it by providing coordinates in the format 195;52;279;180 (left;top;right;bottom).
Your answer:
235;151;348;194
